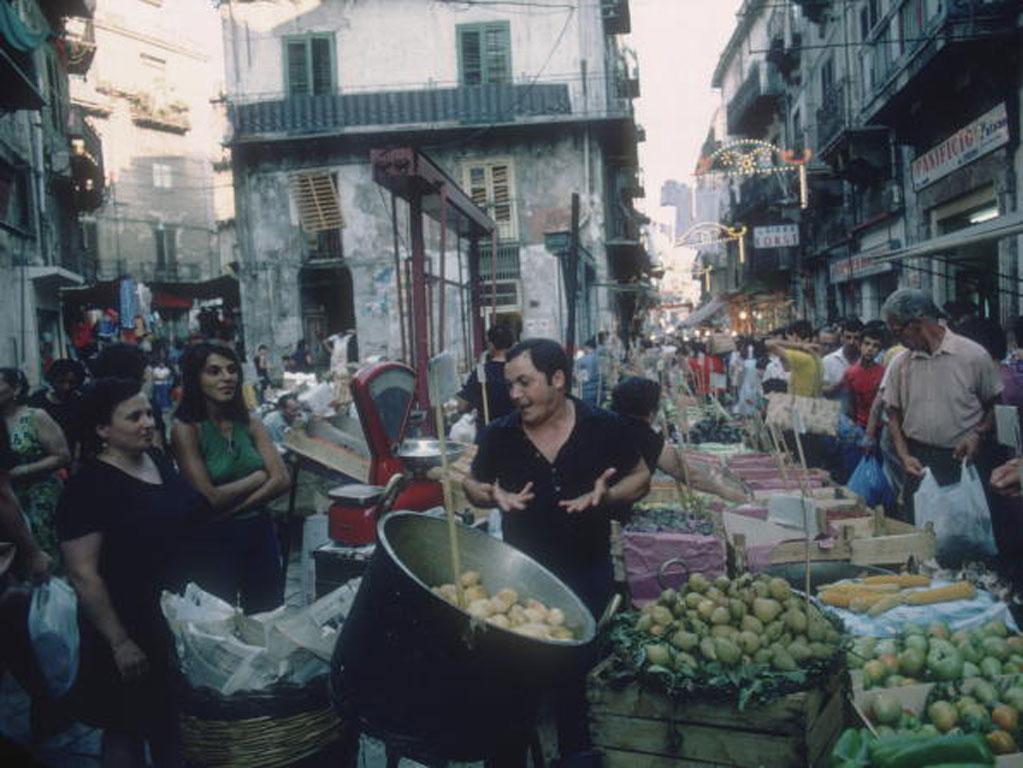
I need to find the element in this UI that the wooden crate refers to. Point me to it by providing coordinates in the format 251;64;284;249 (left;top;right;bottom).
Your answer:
728;509;935;573
588;660;848;767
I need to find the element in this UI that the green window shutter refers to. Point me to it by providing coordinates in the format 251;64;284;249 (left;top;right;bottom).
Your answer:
458;27;482;85
285;39;310;96
483;24;510;84
310;36;334;95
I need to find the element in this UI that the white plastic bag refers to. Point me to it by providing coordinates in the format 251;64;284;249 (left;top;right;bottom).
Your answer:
914;462;997;564
28;578;79;697
449;412;476;444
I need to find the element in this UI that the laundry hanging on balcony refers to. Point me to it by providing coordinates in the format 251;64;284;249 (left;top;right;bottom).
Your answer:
0;1;51;52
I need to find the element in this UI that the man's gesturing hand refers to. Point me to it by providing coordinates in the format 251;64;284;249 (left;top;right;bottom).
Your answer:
493;480;535;512
560;467;617;514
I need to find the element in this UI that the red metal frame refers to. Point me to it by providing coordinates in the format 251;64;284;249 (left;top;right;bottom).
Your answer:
350;361;416;487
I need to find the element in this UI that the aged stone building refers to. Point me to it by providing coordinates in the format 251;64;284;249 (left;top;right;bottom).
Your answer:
220;0;645;368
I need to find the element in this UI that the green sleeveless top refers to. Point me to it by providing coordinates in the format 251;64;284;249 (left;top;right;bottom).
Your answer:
197;419;265;493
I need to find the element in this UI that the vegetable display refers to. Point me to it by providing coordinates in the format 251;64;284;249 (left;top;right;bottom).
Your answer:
605;572;844;709
624;505;716;535
848;620;1023;688
431;571;576;641
687;417;745;445
819;577;978;616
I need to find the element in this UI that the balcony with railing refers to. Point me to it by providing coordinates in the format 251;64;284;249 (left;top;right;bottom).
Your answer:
478;242;522;280
63;17;96;76
862;0;1020;124
816;81;847;153
601;0;631;35
129;93;190;134
726;61;785;137
67;104;104;212
790;0;830;23
228;70;633;143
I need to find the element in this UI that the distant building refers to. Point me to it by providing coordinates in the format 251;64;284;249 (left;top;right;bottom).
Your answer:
220;0;647;367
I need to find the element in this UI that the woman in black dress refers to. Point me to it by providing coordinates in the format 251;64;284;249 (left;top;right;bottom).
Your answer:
58;378;209;767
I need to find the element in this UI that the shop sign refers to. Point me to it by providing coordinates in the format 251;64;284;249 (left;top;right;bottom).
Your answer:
910;103;1009;190
754;224;799;249
829;245;896;284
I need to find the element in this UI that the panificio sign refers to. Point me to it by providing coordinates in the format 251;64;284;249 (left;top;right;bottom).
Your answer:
910;103;1009;191
753;224;799;249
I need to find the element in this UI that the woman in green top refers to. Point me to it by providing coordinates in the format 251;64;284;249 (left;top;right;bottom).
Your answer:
171;343;291;613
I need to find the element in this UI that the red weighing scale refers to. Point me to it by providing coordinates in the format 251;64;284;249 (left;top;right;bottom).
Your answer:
327;361;461;545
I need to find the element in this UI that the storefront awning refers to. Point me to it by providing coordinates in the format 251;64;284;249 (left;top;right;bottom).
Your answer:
679;297;726;328
881;210;1023;263
27;266;84;289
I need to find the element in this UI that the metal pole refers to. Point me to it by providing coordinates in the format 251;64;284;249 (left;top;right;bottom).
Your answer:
490;229;498;320
438;188;447;352
391;192;407;362
457;232;470;369
409;193;431;415
566;192;580;357
468;236;485;358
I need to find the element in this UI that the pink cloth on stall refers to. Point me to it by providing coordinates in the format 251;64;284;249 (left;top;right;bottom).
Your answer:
622;531;725;602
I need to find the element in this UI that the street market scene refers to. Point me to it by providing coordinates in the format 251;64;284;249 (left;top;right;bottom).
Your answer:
3;0;1023;766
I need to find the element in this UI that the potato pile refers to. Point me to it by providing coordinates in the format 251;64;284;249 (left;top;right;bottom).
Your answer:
431;570;576;642
635;572;841;673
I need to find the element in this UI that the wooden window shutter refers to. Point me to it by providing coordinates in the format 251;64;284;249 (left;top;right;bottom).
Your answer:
290;172;344;233
458;27;482;85
490;163;515;240
286;40;310;96
483;24;510;84
310;36;333;95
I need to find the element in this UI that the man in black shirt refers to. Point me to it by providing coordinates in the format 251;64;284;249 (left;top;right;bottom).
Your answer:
457;323;516;429
464;338;649;766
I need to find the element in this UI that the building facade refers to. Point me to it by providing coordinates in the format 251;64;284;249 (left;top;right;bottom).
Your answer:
1;0;99;384
69;0;227;285
220;0;645;369
703;0;1023;328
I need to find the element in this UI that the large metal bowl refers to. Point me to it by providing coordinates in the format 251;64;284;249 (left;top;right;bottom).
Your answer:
763;561;894;592
395;438;468;475
330;512;596;760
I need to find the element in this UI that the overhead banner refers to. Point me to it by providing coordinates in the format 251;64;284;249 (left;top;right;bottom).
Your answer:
754;224;799;249
910;103;1009;191
829;244;897;284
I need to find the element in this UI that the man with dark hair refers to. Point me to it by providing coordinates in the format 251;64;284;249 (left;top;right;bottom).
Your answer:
262;394;306;445
27;359;86;451
766;321;824;397
822;318;863;396
463;337;650;764
835;324;886;429
456;323;516;427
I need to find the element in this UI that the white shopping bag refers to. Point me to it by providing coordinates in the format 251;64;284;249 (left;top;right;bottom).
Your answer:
28;578;79;697
914;462;997;564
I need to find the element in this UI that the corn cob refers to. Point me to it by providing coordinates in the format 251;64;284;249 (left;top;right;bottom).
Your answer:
860;574;931;588
848;592;890;613
867;594;905;616
902;581;976;605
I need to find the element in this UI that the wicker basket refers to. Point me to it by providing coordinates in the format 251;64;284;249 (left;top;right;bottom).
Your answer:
178;675;347;768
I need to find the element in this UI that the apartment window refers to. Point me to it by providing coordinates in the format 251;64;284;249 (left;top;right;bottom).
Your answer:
457;22;511;86
819;57;834;103
0;162;31;232
154;225;177;271
860;0;881;39
152;163;173;189
80;220;97;253
284;34;335;97
791;108;803;151
290;171;344;233
45;53;64;134
464;159;517;241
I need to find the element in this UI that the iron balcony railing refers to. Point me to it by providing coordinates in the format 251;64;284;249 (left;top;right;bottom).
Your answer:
726;60;785;137
816;81;847;151
478;242;521;281
228;72;635;141
865;0;1018;103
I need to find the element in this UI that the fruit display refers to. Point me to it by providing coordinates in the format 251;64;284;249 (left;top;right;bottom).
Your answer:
624;504;716;535
431;571;576;642
847;619;1023;689
605;572;844;709
687;417;745;445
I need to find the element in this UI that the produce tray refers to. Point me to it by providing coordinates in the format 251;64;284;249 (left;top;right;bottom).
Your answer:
851;680;1023;766
588;659;847;766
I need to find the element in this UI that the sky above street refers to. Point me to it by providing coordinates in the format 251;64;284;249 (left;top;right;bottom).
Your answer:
630;0;742;226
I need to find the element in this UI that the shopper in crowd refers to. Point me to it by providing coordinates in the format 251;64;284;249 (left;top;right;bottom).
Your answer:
765;320;823;397
817;325;840;356
957;316;1023;412
172;342;291;613
0;368;70;566
0;418;55;750
610;376;750;503
27;358;86;455
574;338;602;407
832;322;885;430
92;343;169;450
150;352;174;413
822;318;863;397
254;344;272;402
59;378;210;768
262;394;306;446
457;323;516;423
463;338;649;764
761;330;790;394
882;289;1001;512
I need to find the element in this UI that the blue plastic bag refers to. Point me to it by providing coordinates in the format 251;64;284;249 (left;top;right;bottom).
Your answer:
848;453;895;508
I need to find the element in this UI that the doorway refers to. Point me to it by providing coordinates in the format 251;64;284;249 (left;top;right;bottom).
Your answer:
300;265;356;359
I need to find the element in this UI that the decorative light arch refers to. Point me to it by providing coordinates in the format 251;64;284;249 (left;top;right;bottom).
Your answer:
675;221;748;263
695;140;812;208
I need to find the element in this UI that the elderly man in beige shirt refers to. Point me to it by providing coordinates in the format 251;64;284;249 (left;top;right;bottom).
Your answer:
882;290;1002;506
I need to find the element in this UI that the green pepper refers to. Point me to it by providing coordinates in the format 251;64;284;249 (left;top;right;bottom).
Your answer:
829;728;870;768
868;732;993;768
927;642;965;682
